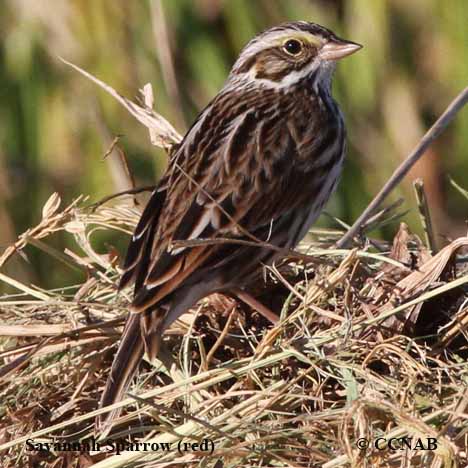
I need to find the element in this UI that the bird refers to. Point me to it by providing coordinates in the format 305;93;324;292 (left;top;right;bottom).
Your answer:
97;21;361;430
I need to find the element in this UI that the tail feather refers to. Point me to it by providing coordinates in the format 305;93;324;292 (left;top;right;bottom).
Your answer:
96;314;144;433
96;308;166;434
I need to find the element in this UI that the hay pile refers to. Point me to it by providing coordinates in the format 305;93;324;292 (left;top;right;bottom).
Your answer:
0;67;467;468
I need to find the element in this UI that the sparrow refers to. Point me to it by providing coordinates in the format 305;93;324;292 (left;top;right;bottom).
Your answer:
98;21;361;430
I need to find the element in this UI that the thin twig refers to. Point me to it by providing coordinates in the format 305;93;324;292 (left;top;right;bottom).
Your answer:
337;86;468;248
360;198;405;232
413;178;437;254
89;186;155;211
127;393;238;442
59;57;182;148
116;146;138;199
449;177;468;201
203;304;236;371
171;236;328;266
171;237;407;269
102;135;122;160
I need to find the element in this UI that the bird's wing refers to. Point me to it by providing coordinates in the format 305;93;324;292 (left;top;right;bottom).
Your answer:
121;85;322;312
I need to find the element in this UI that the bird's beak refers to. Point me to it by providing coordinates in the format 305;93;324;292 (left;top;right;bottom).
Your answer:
320;39;362;61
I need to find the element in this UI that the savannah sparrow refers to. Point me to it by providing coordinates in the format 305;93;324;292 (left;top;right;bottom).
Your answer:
98;21;361;428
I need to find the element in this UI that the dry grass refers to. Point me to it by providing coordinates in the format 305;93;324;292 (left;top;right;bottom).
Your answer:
0;67;467;468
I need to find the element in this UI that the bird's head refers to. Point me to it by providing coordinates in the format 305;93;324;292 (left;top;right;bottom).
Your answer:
230;21;361;90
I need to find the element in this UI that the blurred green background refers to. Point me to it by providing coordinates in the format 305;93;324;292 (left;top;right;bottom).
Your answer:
0;0;467;291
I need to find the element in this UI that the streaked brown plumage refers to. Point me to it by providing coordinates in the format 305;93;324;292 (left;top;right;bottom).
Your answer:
98;21;361;430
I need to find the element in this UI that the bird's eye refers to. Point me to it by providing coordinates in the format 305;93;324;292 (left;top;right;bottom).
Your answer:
282;39;303;56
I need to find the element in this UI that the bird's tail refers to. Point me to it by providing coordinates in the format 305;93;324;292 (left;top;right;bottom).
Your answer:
96;313;143;433
96;308;165;434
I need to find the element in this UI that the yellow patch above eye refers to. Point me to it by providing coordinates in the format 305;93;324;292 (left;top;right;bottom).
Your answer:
277;33;321;48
